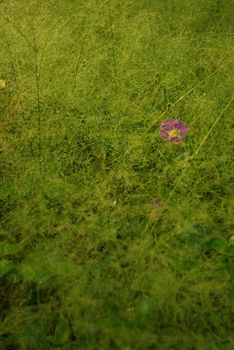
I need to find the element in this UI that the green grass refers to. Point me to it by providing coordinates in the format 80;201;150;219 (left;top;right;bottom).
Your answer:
0;0;233;349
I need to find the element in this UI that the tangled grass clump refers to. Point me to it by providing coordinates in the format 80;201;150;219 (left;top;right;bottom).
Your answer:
0;0;233;349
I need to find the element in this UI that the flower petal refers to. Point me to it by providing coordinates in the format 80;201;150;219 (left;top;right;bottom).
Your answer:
160;119;189;143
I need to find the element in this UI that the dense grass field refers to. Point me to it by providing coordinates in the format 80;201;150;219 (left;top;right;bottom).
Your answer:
0;0;233;349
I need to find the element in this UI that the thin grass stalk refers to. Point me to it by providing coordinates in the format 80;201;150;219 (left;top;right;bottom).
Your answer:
73;27;89;88
3;31;19;92
107;1;117;90
32;24;42;175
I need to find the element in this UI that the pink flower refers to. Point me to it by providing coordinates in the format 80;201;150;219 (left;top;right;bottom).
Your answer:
160;119;189;144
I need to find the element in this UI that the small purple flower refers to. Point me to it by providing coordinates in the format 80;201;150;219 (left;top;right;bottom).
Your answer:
150;199;163;208
148;199;164;222
160;119;189;144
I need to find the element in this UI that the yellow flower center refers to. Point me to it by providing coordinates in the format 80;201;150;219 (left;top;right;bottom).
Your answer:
168;129;180;138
